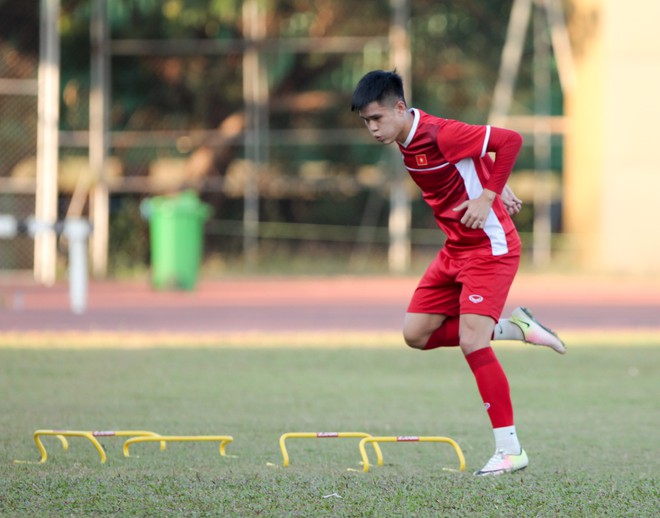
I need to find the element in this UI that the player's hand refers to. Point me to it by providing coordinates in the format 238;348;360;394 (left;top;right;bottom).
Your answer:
453;190;495;229
501;184;523;216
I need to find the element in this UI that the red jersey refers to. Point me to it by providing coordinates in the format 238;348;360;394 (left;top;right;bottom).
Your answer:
397;109;521;258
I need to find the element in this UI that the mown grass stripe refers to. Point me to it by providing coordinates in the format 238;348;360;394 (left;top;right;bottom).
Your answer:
0;329;659;349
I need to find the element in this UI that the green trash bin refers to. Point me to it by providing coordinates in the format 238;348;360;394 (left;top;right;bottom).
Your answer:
142;191;211;290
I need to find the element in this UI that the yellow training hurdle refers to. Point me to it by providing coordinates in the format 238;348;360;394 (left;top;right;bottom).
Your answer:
123;435;234;458
279;432;384;467
31;430;164;464
358;436;466;473
23;431;464;471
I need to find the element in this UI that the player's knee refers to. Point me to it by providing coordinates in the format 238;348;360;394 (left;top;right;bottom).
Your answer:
458;329;492;355
403;329;426;349
458;315;494;354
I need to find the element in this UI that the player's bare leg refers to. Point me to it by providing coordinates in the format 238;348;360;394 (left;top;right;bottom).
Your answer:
403;312;447;349
404;309;565;353
457;313;494;354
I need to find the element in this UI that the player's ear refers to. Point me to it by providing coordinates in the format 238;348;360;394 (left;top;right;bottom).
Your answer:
394;99;407;115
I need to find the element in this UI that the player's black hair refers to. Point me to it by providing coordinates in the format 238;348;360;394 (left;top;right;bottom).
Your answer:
351;70;406;112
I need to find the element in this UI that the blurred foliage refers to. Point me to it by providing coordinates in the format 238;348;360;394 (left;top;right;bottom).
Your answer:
0;0;564;270
107;196;150;275
2;0;563;158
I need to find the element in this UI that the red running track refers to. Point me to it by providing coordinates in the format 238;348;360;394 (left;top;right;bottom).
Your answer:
1;274;659;335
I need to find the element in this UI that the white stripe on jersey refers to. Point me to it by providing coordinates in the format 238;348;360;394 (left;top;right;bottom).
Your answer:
455;157;508;256
405;161;451;172
481;125;491;157
401;108;420;148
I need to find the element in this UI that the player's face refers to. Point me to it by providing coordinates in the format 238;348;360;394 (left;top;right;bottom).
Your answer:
358;100;409;145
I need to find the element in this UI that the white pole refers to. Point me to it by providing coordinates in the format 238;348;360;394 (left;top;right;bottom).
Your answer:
3;215;91;314
242;0;267;268
63;219;92;314
0;215;18;238
90;0;110;278
488;0;532;126
34;0;61;285
388;161;411;272
388;0;411;273
533;0;553;266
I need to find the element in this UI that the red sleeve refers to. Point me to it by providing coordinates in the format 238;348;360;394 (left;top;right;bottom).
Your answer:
436;119;490;163
483;126;523;194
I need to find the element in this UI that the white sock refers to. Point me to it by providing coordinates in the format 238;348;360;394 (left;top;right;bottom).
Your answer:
493;319;524;341
493;425;521;455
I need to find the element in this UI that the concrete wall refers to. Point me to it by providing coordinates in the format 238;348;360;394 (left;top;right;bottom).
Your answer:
564;0;660;274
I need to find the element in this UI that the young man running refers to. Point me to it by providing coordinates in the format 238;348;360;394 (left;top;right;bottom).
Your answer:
351;70;565;476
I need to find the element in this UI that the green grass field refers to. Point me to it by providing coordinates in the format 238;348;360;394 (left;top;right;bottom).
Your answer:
1;339;658;516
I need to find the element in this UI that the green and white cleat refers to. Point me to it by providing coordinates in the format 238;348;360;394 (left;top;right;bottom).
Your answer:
474;449;529;476
510;306;566;354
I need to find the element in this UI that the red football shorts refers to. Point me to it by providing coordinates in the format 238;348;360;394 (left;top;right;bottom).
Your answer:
407;248;520;321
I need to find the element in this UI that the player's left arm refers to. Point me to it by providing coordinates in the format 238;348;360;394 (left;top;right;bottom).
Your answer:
481;153;523;216
483;127;523;195
500;184;523;216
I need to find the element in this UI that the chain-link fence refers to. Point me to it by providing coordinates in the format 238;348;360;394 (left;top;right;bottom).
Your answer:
0;2;40;270
83;1;426;276
2;1;555;278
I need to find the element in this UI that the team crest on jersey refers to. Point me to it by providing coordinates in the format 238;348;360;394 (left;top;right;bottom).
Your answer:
415;154;428;166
